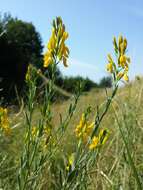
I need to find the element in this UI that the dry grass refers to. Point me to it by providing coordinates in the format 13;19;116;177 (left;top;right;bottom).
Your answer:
1;77;143;189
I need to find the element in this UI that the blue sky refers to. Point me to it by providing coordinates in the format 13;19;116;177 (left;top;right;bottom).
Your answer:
0;0;143;82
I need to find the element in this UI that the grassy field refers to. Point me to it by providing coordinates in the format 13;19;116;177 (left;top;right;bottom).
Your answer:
0;76;143;189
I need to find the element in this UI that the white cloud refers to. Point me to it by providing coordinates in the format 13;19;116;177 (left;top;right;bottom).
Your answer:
59;58;106;82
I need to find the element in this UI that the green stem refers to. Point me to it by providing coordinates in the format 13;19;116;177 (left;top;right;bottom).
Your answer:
114;111;142;190
91;85;118;138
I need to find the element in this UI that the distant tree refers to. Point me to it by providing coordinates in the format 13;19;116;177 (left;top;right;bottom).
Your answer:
57;76;98;93
0;13;43;101
99;76;112;88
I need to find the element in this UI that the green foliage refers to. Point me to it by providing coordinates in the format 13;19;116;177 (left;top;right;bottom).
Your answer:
99;76;112;88
0;13;43;101
58;76;98;93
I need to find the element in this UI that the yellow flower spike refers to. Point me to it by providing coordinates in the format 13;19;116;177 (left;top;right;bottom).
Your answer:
43;17;69;68
75;113;94;141
89;136;99;150
107;35;130;84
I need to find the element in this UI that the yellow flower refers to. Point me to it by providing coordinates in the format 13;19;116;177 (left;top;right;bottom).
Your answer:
123;73;129;82
107;54;114;73
43;52;53;67
89;129;109;150
69;154;74;166
75;114;94;142
119;55;126;63
119;55;127;68
32;126;38;138
89;136;99;150
66;154;74;171
106;62;113;73
107;36;130;83
47;30;56;51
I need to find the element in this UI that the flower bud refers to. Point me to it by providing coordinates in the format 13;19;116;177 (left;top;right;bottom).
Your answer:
123;38;127;50
113;37;118;52
63;32;69;40
63;57;68;67
118;35;123;47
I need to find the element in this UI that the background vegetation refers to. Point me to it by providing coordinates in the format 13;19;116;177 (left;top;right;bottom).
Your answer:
0;13;112;103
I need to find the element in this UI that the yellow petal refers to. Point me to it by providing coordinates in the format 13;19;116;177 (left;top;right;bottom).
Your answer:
123;73;129;82
89;136;99;150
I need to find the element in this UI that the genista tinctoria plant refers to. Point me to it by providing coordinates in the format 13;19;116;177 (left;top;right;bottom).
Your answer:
1;17;141;190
